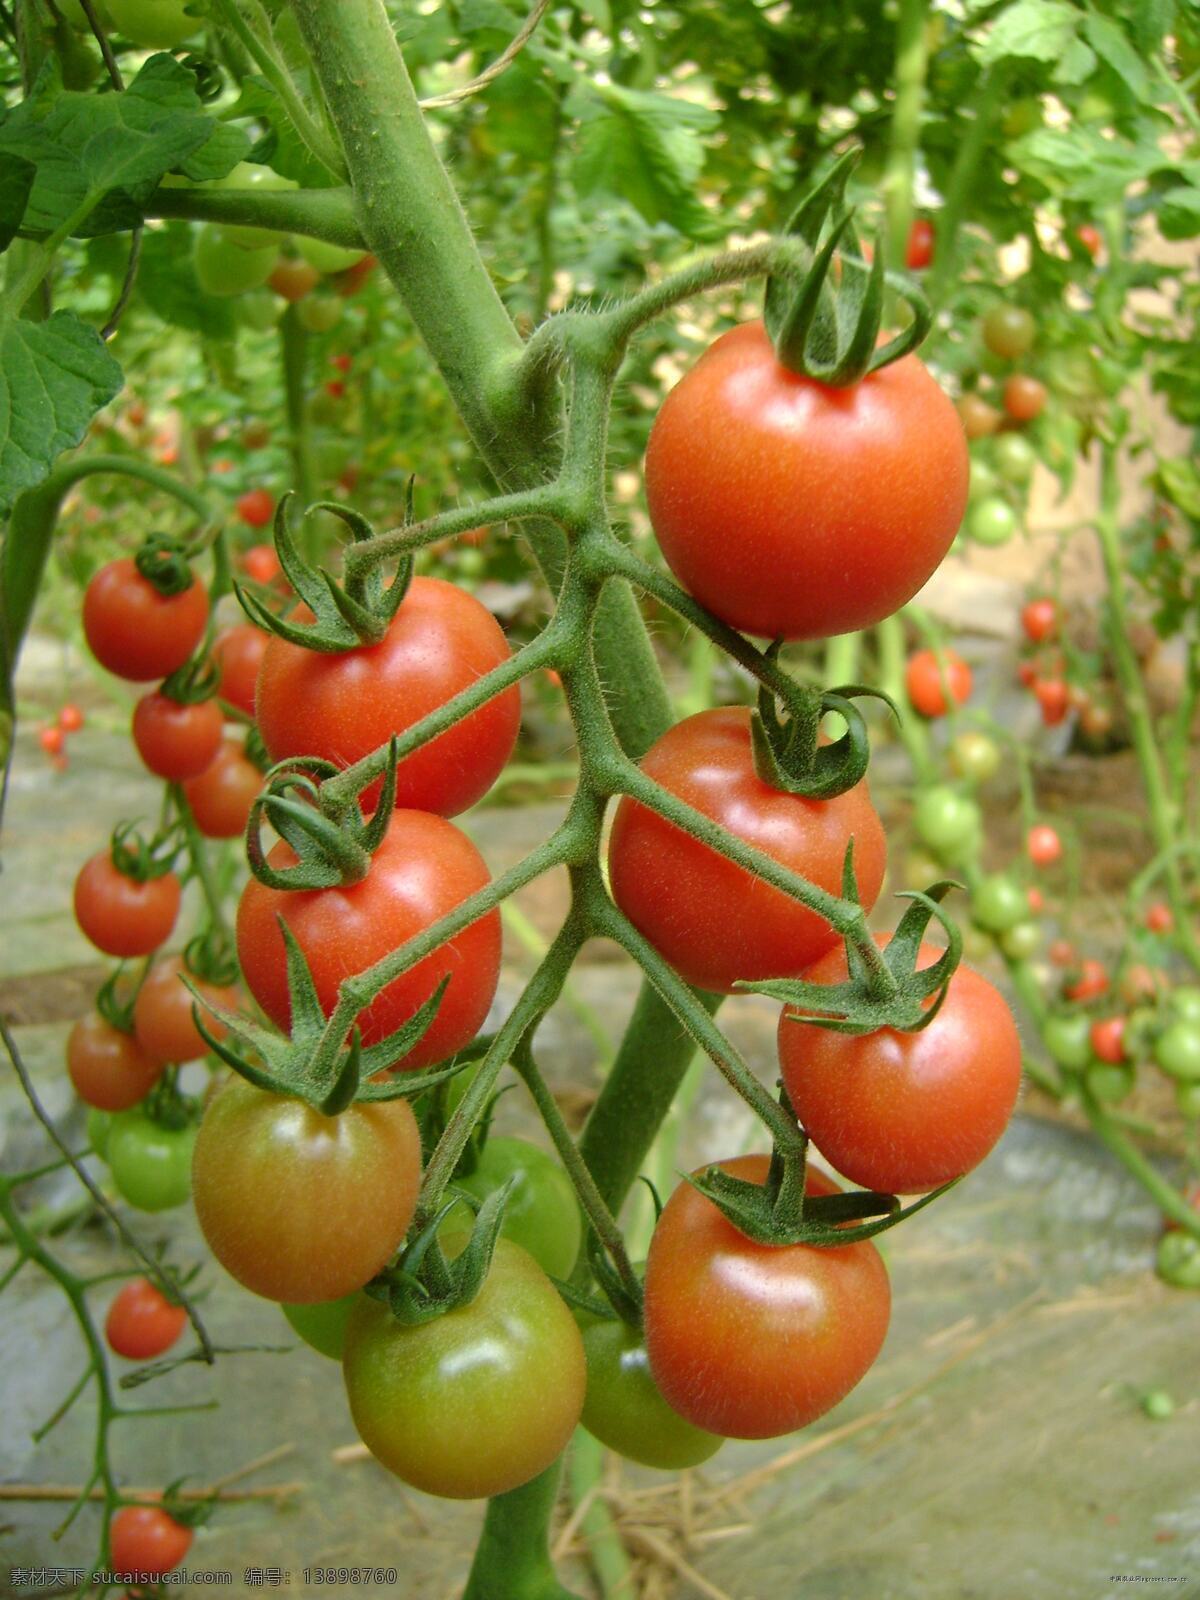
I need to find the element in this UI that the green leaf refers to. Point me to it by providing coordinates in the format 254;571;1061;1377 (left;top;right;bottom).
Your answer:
569;80;720;237
1052;36;1098;86
0;309;122;514
974;0;1080;67
175;119;251;183
1009;126;1164;204
0;157;36;253
233;80;339;189
1081;14;1152;103
1157;457;1200;520
1158;184;1200;240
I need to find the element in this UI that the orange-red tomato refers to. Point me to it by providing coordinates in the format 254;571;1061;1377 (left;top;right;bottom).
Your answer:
957;393;1002;439
905;648;972;718
905;217;934;270
182;740;263;838
1026;824;1063;866
74;854;181;958
83;559;208;682
236;489;275;529
1034;678;1070;725
1021;599;1059;643
212;624;268;716
133;957;238;1066
105;1278;187;1360
1089;1016;1127;1064
132;691;224;781
1064;958;1109;1003
67;1013;163;1111
109;1505;192;1579
1003;374;1047;423
268;258;320;302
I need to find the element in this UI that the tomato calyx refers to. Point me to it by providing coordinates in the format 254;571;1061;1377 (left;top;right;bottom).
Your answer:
95;967;138;1034
245;749;401;891
366;1178;516;1327
182;927;239;989
236;494;412;652
133;534;198;598
750;666;895;799
156;648;220;708
763;147;931;386
108;819;182;885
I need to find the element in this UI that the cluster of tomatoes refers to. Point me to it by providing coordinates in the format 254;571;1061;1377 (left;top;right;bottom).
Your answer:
956;305;1047;552
36;701;84;769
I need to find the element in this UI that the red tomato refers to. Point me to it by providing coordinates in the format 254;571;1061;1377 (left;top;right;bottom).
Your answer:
957;393;1002;440
643;321;968;641
779;939;1022;1193
255;577;521;817
83;558;208;682
268;258;320;302
1026;824;1063;866
1089;1017;1127;1064
132;692;224;782
905;217;934;270
905;648;972;718
212;624;268;716
58;703;85;733
236;810;501;1071
331;352;353;373
109;1505;192;1579
334;254;377;296
643;1156;890;1439
1003;374;1047;423
1064;958;1109;1003
1021;599;1059;643
105;1278;187;1360
1034;678;1070;725
1076;223;1102;259
74;854;181;958
608;709;886;995
67;1013;163;1111
1049;939;1076;967
132;957;237;1066
1017;660;1038;688
182;739;263;838
39;725;65;756
1026;886;1045;915
1145;902;1174;935
326;379;346;399
236;489;275;529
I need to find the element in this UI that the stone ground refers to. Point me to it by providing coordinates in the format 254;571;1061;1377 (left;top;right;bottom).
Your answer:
2;592;1199;1600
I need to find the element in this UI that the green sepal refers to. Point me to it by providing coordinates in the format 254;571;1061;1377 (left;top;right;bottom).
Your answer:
245;741;399;892
95;966;138;1034
584;1233;643;1327
109;817;182;882
751;659;895;798
687;1160;954;1248
182;926;239;987
134;533;196;597
158;649;220;706
374;1179;517;1329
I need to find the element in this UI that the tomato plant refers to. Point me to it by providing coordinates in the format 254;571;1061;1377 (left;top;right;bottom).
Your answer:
643;322;968;640
105;0;198;47
82;558;208;682
446;1138;582;1281
105;1278;187;1361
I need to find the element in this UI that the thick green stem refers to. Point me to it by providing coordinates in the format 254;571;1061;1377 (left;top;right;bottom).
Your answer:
463;1461;584;1600
148;184;362;246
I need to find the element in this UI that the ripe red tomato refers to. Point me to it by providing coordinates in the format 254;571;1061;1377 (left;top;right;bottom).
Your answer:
242;542;282;584
236;489;275;529
182;739;263;838
255;577;521;817
192;1076;421;1302
1145;902;1173;934
39;725;65;756
59;703;85;732
1026;886;1045;915
779;939;1022;1193
236;809;501;1071
74;854;181;958
83;558;208;682
1003;374;1047;423
342;1237;586;1498
132;957;237;1066
905;648;972;718
607;708;886;994
132;691;224;782
1075;223;1102;260
1021;599;1058;643
643;1156;890;1439
268;258;321;302
1089;1016;1127;1064
642;321;968;641
1034;678;1070;725
905;217;934;270
67;1013;163;1111
109;1504;192;1579
957;393;1002;440
212;624;268;716
1064;958;1109;1003
105;1278;187;1360
1026;824;1063;866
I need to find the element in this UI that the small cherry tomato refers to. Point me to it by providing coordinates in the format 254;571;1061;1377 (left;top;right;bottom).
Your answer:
1001;919;1041;961
268;258;321;302
1075;223;1102;260
74;854;181;959
236;489;275;529
1145;902;1173;935
1045;1012;1091;1070
905;217;934;270
1155;1021;1200;1082
444;1138;582;1281
1064;958;1109;1003
39;725;65;756
182;739;263;839
1021;599;1058;644
105;1278;187;1360
67;1013;163;1111
581;1321;724;1470
1026;886;1045;915
59;703;85;732
1048;939;1077;968
1157;1231;1200;1288
1169;988;1200;1024
242;544;282;586
1003;374;1047;423
948;731;1000;784
132;691;224;782
1026;824;1063;866
1119;964;1164;1008
83;558;208;682
1085;1061;1134;1104
132;957;237;1066
912;786;981;861
967;496;1018;547
905;648;972;718
993;433;1036;484
957;394;1002;439
972;874;1027;934
982;305;1036;361
212;624;268;716
1089;1017;1127;1065
109;1504;192;1580
107;1111;196;1212
1034;678;1070;726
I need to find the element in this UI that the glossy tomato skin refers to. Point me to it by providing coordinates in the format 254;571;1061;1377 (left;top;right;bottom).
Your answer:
67;1014;163;1111
192;1077;421;1302
105;1278;187;1360
74;854;181;958
83;559;208;682
342;1238;586;1499
779;941;1022;1194
212;624;268;716
644;1157;890;1439
444;1138;582;1280
109;1504;192;1579
1021;599;1058;643
236;810;501;1071
107;1112;195;1212
643;322;968;641
236;488;275;528
182;740;263;838
1003;374;1046;422
608;709;886;995
581;1321;724;1470
905;648;971;717
1027;823;1063;866
905;218;934;270
256;577;521;816
132;691;224;781
133;957;237;1066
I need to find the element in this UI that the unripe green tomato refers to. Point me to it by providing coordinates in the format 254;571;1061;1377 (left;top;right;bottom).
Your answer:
1175;1081;1200;1119
283;1293;361;1360
107;1112;195;1211
581;1321;724;1470
982;304;1036;361
194;227;278;297
457;548;486;579
1085;1061;1135;1104
87;1107;113;1160
967;457;999;502
967;496;1018;548
56;0;115;28
296;293;343;334
238;289;283;331
972;874;1028;934
913;787;981;857
1169;987;1200;1024
948;731;1001;785
1156;1231;1200;1289
1155;1021;1200;1082
297;236;368;275
1000;920;1041;962
209;163;298;250
1002;97;1043;139
993;432;1036;485
106;0;199;48
442;1138;582;1281
1044;1013;1091;1071
1141;1387;1175;1420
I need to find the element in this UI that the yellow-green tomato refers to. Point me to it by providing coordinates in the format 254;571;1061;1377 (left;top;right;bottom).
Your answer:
297;236;368;275
106;0;200;49
1155;1021;1200;1082
211;162;298;249
442;1137;582;1280
295;293;343;334
193;226;277;297
342;1238;586;1499
282;1294;362;1360
581;1321;723;1470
